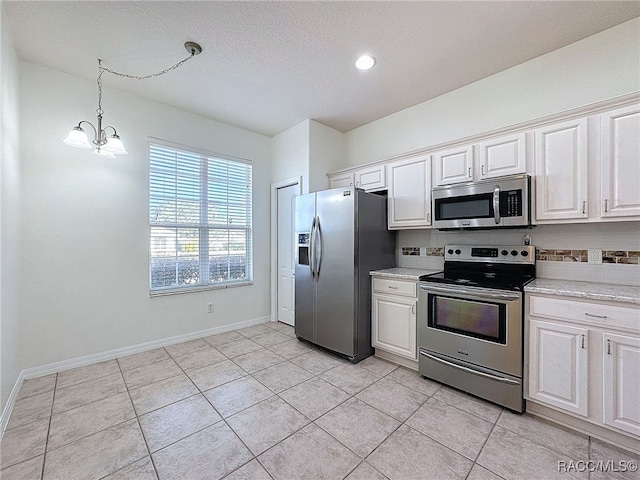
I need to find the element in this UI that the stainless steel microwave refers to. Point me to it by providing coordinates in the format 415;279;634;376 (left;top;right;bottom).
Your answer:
432;174;531;229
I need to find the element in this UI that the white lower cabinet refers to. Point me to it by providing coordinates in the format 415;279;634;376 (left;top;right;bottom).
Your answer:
526;294;640;439
372;278;417;360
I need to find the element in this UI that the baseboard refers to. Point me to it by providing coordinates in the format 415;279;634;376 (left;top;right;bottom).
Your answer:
0;315;271;440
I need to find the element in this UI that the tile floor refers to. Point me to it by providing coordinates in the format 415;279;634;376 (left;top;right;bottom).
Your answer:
1;321;638;480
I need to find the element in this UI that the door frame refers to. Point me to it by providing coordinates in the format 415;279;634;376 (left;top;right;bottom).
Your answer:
270;176;302;324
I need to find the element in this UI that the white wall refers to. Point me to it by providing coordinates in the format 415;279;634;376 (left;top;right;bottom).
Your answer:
17;62;272;373
308;120;345;193
345;18;640;166
0;4;22;411
271;120;310;192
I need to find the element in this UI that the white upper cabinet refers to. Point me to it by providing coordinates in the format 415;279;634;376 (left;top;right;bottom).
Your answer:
387;154;431;229
328;171;354;189
476;132;527;179
432;145;473;186
600;105;640;218
534;118;589;221
328;164;386;192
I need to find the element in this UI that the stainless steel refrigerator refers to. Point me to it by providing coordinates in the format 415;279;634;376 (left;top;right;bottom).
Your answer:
294;187;395;362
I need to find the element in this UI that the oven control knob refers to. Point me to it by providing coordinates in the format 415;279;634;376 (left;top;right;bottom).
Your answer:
501;250;508;256
510;250;518;256
521;250;529;257
455;249;461;255
447;249;454;255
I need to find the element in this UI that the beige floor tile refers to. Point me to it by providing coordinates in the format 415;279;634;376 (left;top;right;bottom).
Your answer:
102;456;157;480
226;396;309;455
43;419;148;480
203;330;245;347
165;338;211;357
235;324;273;338
48;392;135;450
319;363;381;395
53;372;126;414
434;386;503;423
367;425;473;480
345;461;389;480
406;397;493;460
267;338;315;359
203;376;273;418
129;373;199;415
496;410;589;459
289;350;346;375
356;377;427;422
250;330;291;348
139;394;222;452
121;358;182;390
0;419;48;469
223;459;272;480
232;349;285;374
258;423;360;480
0;455;44;480
172;347;227;371
252;361;313;393
152;422;252;480
386;367;441;397
315;397;401;458
590;438;640;480
56;360;120;389
216;338;263;358
268;321;295;334
117;348;171;371
17;374;57;400
358;356;398;377
466;464;504;480
476;426;588;480
187;359;247;391
6;390;54;430
279;377;350;420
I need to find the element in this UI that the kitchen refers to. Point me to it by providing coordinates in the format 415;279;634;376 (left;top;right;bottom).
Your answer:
1;2;639;479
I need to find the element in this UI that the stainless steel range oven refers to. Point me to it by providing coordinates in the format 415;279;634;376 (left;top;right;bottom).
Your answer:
418;245;535;412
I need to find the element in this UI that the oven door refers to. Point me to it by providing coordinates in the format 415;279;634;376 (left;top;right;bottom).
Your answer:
417;283;522;377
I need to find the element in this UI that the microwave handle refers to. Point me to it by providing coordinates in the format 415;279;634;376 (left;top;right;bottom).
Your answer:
493;185;501;224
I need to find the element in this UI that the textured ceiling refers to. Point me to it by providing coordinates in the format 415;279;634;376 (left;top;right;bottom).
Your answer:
4;1;639;137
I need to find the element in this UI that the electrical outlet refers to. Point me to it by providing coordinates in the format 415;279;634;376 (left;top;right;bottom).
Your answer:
420;247;426;257
207;302;214;313
588;249;602;265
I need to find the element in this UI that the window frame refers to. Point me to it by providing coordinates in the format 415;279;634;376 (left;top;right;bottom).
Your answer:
148;138;253;296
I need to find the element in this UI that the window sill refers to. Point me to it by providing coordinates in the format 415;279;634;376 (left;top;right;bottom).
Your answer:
149;281;253;297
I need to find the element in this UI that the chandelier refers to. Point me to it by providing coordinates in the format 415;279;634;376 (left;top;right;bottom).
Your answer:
63;42;202;158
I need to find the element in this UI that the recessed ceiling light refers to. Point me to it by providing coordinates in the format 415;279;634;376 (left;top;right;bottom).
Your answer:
355;55;376;70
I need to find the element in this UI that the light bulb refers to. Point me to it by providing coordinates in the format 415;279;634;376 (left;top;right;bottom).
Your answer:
355;55;376;70
103;134;128;155
63;126;92;149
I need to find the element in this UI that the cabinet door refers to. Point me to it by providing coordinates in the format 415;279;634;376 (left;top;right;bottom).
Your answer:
477;132;527;179
387;155;431;229
433;145;473;186
534;118;588;221
601;105;640;218
603;332;640;436
355;164;386;191
372;293;417;359
528;319;589;416
329;172;354;189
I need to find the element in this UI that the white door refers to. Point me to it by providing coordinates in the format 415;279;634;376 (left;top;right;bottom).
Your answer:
277;183;299;326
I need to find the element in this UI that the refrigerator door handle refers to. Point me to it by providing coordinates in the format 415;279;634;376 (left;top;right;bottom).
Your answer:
309;216;317;281
315;216;323;279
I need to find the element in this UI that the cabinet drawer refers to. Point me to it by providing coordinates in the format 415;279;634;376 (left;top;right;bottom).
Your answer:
529;295;640;332
373;278;416;297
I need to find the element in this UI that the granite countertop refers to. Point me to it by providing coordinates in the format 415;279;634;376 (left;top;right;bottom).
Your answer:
370;267;442;281
525;278;640;305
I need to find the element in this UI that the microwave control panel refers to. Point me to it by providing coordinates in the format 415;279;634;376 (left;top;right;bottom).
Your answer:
499;189;522;217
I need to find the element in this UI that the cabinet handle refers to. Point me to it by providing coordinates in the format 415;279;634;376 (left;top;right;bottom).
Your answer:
581;334;585;349
388;285;398;290
411;304;415;315
468;167;472;177
607;339;611;355
481;164;485;176
582;201;586;215
604;199;608;212
585;312;607;319
427;212;431;223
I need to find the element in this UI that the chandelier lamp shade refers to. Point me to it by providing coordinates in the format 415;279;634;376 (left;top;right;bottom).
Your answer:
63;42;202;158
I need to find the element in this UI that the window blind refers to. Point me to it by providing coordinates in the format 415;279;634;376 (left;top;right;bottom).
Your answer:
149;142;252;293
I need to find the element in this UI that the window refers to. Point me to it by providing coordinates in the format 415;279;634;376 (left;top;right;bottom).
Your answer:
149;140;252;294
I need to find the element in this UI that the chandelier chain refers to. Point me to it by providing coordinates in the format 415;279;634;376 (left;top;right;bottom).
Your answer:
98;52;196;81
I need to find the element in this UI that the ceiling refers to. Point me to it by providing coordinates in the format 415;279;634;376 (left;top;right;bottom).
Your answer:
4;1;639;137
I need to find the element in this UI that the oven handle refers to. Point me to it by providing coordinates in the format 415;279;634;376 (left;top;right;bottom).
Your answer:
420;351;519;385
419;284;520;301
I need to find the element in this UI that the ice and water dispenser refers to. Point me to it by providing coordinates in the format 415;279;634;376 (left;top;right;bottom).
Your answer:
297;233;310;265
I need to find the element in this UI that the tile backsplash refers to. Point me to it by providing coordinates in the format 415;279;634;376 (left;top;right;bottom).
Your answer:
536;249;640;264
